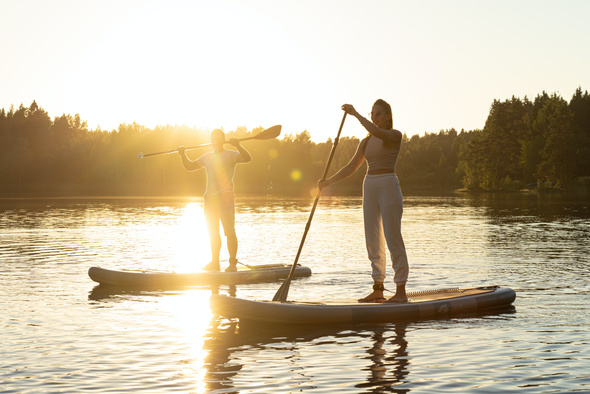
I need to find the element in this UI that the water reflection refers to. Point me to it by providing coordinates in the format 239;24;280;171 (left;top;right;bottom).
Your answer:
237;195;364;212
355;324;409;393
86;282;517;392
2;194;589;393
475;193;590;281
88;284;180;301
0;197;202;230
87;283;237;301
202;318;411;392
462;192;590;220
199;305;518;392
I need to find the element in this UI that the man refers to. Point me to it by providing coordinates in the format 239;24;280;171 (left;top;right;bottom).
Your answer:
177;129;251;272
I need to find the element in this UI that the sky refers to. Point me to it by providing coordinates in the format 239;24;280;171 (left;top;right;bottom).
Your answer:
2;0;589;142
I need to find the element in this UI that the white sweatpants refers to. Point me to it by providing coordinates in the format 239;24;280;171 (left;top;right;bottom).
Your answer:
362;173;409;284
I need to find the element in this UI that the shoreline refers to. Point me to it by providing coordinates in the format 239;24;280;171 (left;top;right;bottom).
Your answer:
2;187;588;200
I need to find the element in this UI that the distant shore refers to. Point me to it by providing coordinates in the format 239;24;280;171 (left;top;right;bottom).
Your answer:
2;182;588;199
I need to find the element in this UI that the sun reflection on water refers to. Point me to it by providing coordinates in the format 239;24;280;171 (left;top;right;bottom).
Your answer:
160;289;213;393
173;203;210;273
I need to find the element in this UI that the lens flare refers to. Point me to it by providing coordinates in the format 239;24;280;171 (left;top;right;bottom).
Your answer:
290;169;302;181
268;148;278;159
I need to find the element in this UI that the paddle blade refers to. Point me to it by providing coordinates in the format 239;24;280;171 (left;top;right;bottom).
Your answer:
255;125;281;140
272;278;291;302
138;152;144;159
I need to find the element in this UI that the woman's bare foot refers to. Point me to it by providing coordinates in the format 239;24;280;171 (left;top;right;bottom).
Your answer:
385;284;408;303
385;294;408;303
358;291;386;303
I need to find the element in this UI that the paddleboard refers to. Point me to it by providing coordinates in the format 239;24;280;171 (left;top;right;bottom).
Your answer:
88;264;312;288
210;286;516;324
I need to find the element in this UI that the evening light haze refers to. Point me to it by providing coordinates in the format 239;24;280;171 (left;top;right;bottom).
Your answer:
2;0;589;141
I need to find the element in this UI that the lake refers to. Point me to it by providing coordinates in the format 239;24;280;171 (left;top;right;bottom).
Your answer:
1;193;589;393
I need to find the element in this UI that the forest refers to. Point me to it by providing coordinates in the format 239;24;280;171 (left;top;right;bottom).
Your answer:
1;87;589;198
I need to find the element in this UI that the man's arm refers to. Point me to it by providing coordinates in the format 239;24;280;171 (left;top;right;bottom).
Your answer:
177;147;202;171
230;138;251;163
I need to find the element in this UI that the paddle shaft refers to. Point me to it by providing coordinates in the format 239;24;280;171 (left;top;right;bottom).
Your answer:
273;112;347;302
138;125;281;159
139;143;211;158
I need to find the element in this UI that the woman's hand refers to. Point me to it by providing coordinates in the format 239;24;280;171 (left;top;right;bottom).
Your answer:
341;103;359;117
177;146;186;155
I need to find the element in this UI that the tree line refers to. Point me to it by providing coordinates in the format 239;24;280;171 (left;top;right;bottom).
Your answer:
1;88;589;197
459;88;590;190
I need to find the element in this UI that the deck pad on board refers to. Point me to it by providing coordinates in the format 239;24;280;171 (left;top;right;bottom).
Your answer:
288;287;498;306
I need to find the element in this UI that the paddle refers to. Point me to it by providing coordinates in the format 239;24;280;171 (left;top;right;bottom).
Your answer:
272;112;347;302
137;125;282;159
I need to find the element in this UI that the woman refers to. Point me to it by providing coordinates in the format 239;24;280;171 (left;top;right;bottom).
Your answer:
319;99;409;303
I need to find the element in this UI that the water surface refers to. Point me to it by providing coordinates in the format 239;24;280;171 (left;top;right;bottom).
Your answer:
1;193;589;393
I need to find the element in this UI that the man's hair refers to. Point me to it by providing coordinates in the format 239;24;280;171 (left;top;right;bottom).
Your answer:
211;129;225;139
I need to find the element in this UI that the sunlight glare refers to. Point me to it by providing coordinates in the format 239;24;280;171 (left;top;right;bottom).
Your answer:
160;290;213;393
56;0;313;133
174;202;210;273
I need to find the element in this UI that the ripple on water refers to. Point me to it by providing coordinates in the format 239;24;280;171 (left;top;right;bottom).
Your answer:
1;195;589;393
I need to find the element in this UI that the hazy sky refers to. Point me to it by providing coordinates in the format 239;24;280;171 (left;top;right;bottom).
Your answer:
2;0;589;142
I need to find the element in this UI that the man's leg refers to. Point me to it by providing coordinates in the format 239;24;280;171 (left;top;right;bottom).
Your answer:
227;233;238;263
219;193;238;272
203;196;221;271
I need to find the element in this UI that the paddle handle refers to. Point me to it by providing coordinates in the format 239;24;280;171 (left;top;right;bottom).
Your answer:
139;139;244;159
273;112;347;302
